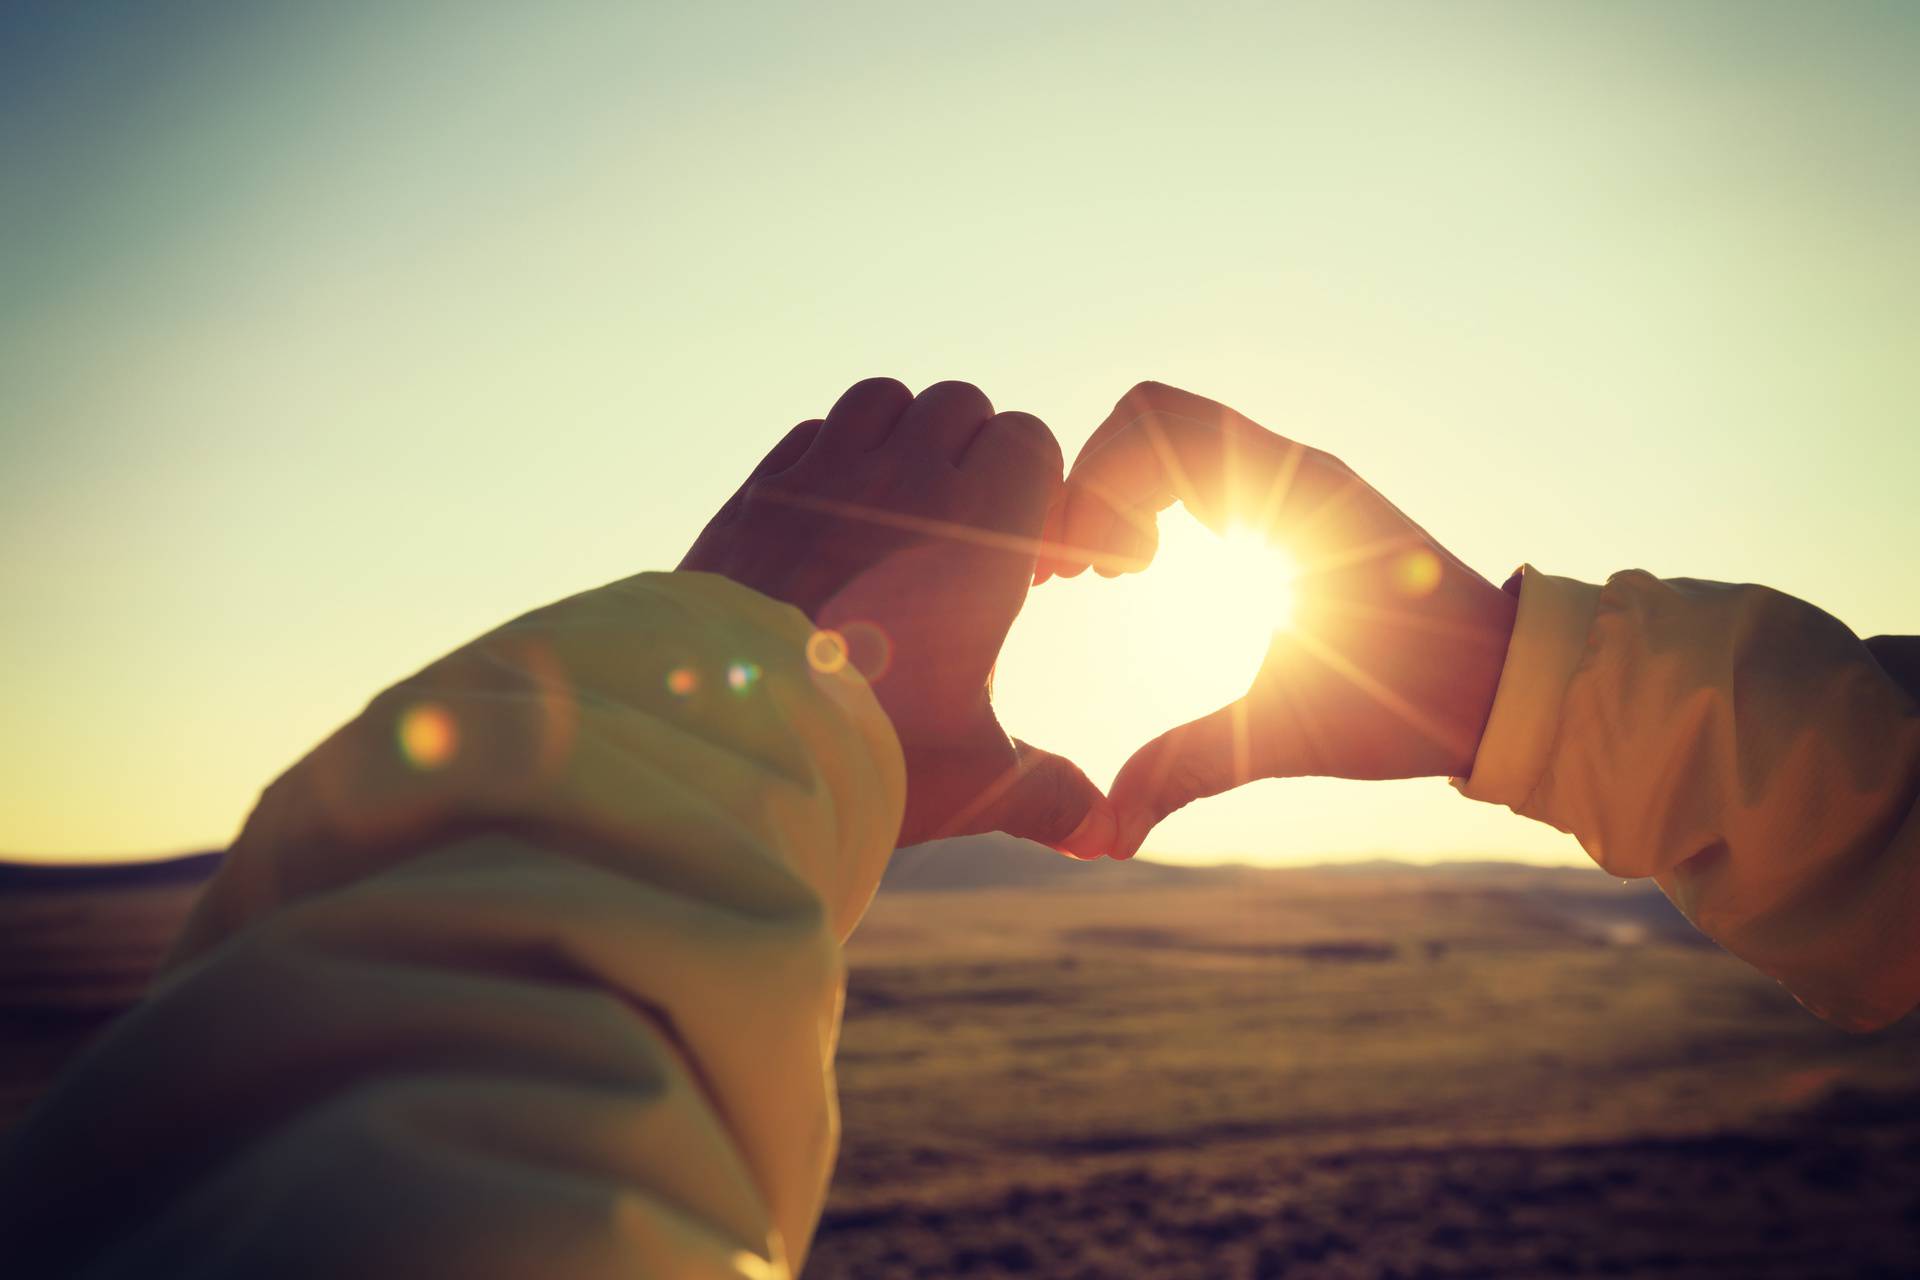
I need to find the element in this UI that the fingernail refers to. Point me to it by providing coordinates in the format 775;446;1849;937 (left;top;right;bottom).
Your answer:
1057;801;1117;860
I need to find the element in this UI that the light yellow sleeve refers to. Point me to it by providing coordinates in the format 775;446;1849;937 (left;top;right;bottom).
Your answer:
0;571;904;1278
1456;567;1920;1031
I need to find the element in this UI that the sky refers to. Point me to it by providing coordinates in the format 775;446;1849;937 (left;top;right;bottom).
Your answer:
2;1;1916;865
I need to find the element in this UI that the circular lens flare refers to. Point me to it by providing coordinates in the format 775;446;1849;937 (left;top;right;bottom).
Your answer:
1394;548;1443;598
838;619;895;683
396;702;458;771
806;629;849;675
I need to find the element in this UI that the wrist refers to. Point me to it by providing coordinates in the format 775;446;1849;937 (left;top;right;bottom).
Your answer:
1442;581;1519;776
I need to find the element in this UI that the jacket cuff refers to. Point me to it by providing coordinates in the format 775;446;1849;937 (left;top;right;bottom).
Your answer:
1452;567;1602;809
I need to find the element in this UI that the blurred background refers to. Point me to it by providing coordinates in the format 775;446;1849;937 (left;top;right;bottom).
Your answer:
3;0;1916;866
3;4;1918;1275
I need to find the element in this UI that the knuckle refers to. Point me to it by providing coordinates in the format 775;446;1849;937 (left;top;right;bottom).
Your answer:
1118;380;1189;422
1302;444;1346;475
1028;772;1082;841
1163;757;1219;812
739;473;805;520
828;377;912;430
919;379;992;410
845;375;909;399
989;412;1064;478
740;477;776;509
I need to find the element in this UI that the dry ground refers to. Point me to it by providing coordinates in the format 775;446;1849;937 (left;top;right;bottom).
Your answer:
3;853;1916;1277
812;859;1920;1278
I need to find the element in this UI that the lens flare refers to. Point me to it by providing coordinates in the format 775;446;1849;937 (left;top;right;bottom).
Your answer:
726;661;761;693
806;629;849;674
666;666;699;697
396;702;458;771
1394;548;1443;597
838;619;895;683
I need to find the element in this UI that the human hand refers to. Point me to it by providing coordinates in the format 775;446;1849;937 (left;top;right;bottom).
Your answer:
1043;382;1517;858
681;377;1116;854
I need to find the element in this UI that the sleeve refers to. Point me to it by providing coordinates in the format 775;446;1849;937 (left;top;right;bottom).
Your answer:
0;571;905;1279
1455;567;1920;1032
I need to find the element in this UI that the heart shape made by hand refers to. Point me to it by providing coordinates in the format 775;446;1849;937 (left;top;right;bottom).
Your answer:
994;506;1298;828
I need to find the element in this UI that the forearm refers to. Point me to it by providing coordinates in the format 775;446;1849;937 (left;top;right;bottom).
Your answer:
0;571;905;1277
1459;568;1920;1030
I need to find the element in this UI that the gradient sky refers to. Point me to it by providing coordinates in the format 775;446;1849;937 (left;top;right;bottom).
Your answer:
3;1;1916;865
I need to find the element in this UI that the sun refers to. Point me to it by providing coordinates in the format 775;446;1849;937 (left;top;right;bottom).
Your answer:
994;507;1303;790
1208;524;1298;634
1148;513;1299;638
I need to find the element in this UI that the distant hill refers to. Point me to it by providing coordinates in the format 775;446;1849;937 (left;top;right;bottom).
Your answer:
0;851;222;890
878;837;1703;949
0;840;1258;895
0;842;1643;903
0;842;1698;952
880;835;1242;892
878;836;1604;894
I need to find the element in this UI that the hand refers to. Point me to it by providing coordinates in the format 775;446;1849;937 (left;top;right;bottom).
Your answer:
1045;382;1518;858
682;377;1117;855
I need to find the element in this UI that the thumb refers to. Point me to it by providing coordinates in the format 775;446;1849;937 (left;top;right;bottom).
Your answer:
983;740;1117;859
1107;698;1262;859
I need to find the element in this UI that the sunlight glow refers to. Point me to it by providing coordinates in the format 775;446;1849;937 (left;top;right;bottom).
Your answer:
995;509;1302;800
1211;526;1299;634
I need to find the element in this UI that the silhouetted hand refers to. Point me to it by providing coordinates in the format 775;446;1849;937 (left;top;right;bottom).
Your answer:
1045;381;1518;858
682;377;1117;855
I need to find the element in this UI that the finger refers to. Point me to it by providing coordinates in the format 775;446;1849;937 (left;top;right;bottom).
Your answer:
1106;697;1261;859
1115;506;1159;575
1088;491;1159;579
753;418;822;477
988;740;1117;858
707;420;822;525
816;377;913;452
888;380;995;464
960;410;1063;537
1075;380;1254;468
1055;480;1157;578
1068;382;1337;543
1044;484;1101;578
1047;499;1091;577
1032;498;1065;584
1058;383;1226;573
1075;409;1225;528
1029;495;1075;587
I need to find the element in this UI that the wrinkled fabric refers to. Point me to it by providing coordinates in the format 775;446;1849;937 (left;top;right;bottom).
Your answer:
1459;568;1919;1031
0;571;904;1278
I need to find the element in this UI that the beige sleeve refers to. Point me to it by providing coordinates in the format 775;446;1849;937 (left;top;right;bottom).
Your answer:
0;571;904;1278
1457;568;1920;1031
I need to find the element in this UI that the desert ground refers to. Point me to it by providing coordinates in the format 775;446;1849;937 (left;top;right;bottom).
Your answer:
4;846;1917;1278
